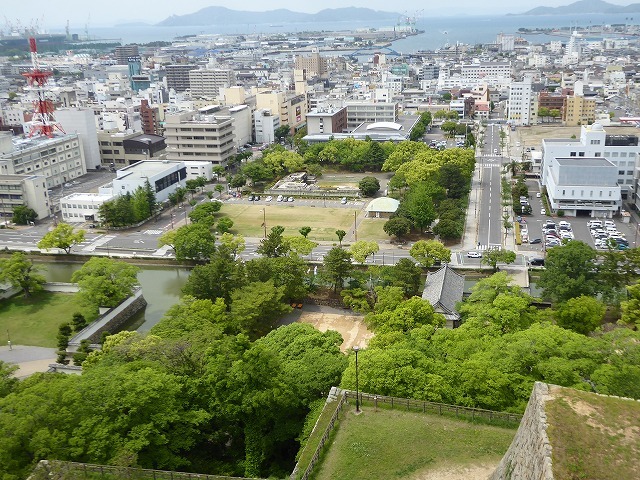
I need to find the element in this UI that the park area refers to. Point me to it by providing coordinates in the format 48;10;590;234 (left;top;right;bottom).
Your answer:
220;204;360;241
309;404;516;480
0;291;90;347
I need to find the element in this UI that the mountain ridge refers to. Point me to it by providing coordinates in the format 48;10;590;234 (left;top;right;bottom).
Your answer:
157;7;400;27
519;0;640;15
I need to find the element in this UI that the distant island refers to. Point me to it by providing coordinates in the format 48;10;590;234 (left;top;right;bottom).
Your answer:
516;0;640;15
157;7;400;27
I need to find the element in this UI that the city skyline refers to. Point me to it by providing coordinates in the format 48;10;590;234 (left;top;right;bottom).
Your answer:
1;0;623;29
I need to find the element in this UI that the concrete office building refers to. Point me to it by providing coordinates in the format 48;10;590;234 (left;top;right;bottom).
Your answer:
0;132;86;189
111;160;187;203
255;90;307;132
254;109;280;144
164;109;235;167
115;45;139;65
98;131;166;169
59;192;115;223
543;157;621;217
306;106;348;135
345;101;398;130
508;77;538;126
294;49;328;77
55;107;101;170
140;99;160;135
0;174;50;222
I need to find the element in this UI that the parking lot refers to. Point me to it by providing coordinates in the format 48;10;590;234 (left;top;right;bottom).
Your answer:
518;180;636;258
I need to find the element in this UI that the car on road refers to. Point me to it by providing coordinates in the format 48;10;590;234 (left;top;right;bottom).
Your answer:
530;238;542;244
536;192;541;198
530;258;545;266
341;197;347;204
541;208;547;215
467;251;482;258
88;223;97;228
64;183;72;188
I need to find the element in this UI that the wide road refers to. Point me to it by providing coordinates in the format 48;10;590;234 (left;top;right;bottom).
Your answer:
475;124;505;249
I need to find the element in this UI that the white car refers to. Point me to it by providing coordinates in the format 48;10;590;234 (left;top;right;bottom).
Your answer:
541;209;547;215
265;195;273;202
341;197;347;204
558;221;571;228
536;192;541;198
560;231;574;239
277;195;283;202
467;251;482;258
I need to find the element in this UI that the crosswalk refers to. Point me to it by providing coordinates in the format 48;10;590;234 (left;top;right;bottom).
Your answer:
474;244;503;251
143;229;163;235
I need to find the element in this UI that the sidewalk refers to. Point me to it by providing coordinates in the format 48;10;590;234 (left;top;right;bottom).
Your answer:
0;345;56;379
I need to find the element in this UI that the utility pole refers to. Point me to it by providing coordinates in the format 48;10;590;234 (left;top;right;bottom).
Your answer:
354;210;357;241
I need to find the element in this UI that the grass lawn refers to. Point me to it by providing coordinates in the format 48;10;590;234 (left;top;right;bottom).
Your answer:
311;404;515;480
356;218;388;242
220;204;358;241
546;386;640;480
295;399;342;479
0;291;91;347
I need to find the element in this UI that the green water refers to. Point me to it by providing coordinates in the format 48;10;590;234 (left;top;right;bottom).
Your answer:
41;263;190;332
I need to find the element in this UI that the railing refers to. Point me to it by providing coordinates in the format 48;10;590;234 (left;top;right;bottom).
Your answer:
297;394;348;480
342;390;523;424
29;461;266;480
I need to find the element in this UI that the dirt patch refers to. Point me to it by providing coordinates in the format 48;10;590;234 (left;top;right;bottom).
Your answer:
413;462;496;480
297;311;374;352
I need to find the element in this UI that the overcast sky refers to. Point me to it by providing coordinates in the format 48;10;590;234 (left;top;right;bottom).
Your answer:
1;1;631;28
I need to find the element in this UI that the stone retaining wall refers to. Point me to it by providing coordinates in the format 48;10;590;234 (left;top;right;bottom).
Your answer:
489;382;554;480
68;287;147;350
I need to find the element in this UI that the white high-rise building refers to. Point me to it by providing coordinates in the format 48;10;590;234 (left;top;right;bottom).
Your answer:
55;108;101;170
507;77;538;126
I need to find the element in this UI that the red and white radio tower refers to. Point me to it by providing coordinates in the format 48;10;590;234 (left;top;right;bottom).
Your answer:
21;37;65;138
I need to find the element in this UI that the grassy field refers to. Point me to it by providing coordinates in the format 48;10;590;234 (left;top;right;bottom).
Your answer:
219;204;359;241
546;386;640;480
0;291;90;347
356;218;388;242
311;404;516;480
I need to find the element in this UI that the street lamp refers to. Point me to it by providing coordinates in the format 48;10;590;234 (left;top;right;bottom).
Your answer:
353;345;360;413
262;208;267;238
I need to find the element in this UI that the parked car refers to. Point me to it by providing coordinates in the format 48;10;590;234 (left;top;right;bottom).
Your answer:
558;221;571;228
341;197;347;204
288;196;294;202
530;258;545;266
277;195;283;202
467;251;482;258
265;196;273;202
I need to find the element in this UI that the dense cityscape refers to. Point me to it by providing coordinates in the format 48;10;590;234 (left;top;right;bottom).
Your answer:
0;5;639;480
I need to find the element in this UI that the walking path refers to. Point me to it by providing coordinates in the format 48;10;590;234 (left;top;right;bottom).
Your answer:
0;345;56;379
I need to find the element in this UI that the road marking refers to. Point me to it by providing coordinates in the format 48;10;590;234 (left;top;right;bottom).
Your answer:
143;229;163;235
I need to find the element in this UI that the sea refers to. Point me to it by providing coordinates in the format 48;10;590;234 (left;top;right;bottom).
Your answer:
53;13;640;53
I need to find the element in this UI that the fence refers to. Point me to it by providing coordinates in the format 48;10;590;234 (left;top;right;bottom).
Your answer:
297;394;348;480
29;461;266;480
343;390;523;424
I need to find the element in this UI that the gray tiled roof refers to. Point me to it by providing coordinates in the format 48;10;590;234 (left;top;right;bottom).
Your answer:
421;264;465;316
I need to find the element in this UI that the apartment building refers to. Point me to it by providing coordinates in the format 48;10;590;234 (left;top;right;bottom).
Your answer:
166;64;198;92
164;109;235;167
344;101;398;130
140;99;161;135
255;90;308;133
563;94;596;126
115;44;139;65
507;77;538;126
254;109;280;144
189;68;237;99
294;49;328;77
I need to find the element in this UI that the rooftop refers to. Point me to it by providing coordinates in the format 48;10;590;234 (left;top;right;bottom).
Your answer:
555;157;615;168
116;160;184;179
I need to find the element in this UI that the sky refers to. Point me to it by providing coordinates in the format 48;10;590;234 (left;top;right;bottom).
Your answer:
1;0;633;28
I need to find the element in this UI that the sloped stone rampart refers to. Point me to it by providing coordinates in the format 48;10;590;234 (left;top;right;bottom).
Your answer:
489;382;554;480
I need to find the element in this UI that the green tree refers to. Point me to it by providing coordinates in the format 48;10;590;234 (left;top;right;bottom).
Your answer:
11;205;37;225
257;225;290;258
555;296;605;335
379;259;423;297
245;255;309;301
0;252;45;298
151;295;227;340
37;223;85;254
358;176;381;197
182;245;244;306
71;257;140;310
299;226;311;238
188;201;222;225
229;174;247;190
214;184;225;198
0;361;18;399
349;240;380;264
335;229;346;246
71;312;87;332
409;240;451;268
322;247;353;292
229;281;292;338
433;218;462;240
438;163;471;198
538;241;598;303
402;182;438;231
216;217;234;234
481;249;517;272
218;232;246;258
274;124;291;142
383;217;412;240
172;223;216;262
285;236;317;256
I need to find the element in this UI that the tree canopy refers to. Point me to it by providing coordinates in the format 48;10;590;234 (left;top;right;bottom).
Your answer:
37;223;85;254
71;257;140;310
